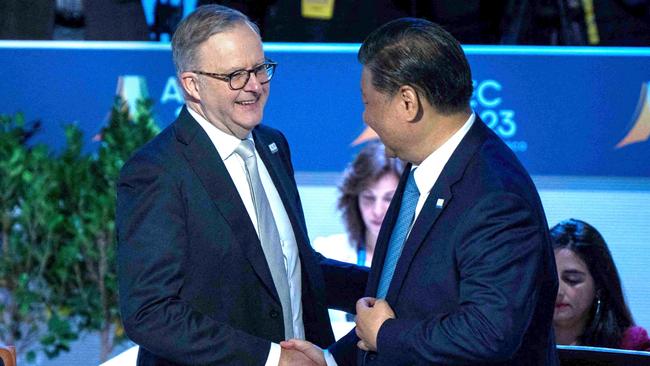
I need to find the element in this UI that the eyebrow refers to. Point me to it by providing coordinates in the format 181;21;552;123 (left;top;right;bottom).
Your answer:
561;269;586;275
224;59;267;74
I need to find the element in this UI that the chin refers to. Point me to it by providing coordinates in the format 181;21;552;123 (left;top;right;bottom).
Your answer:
237;116;263;130
554;313;573;324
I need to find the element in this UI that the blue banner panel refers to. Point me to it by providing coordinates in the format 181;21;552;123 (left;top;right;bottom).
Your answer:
1;41;649;176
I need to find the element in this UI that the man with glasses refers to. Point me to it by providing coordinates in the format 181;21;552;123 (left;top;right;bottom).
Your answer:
117;4;366;365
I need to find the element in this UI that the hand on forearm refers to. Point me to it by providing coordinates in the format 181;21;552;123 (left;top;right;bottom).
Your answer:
355;297;395;352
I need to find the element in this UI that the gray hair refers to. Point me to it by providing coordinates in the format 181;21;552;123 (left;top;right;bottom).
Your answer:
171;4;260;75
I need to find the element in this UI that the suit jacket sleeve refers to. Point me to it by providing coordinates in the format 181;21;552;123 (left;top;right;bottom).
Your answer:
329;328;361;366
116;152;270;366
376;192;551;364
319;254;369;314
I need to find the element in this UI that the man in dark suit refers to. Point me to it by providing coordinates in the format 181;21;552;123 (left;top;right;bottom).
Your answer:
116;5;366;365
284;18;559;365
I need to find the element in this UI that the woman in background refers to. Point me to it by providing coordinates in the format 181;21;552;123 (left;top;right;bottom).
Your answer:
551;218;650;351
313;141;403;267
313;141;403;339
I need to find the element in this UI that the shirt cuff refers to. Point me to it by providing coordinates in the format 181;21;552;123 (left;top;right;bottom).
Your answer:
324;348;339;366
265;342;281;366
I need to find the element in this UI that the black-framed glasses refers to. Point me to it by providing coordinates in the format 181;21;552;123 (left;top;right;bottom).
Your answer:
191;60;277;90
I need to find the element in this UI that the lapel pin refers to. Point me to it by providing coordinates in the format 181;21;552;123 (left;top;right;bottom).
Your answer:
268;142;278;154
436;198;444;208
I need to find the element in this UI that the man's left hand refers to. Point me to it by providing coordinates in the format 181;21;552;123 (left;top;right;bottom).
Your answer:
355;297;395;352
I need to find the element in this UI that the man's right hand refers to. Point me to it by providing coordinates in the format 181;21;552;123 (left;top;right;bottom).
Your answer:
279;340;326;366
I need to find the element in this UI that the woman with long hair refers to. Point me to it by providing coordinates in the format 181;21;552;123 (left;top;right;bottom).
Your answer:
551;218;650;350
313;141;403;339
314;141;403;267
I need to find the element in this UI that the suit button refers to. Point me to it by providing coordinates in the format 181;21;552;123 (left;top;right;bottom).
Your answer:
269;310;279;318
367;353;377;361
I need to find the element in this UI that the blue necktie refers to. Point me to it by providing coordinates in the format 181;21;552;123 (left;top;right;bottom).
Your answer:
377;169;420;299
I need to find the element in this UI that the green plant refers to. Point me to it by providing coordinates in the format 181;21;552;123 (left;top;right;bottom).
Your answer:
0;114;66;362
46;98;159;361
0;97;159;363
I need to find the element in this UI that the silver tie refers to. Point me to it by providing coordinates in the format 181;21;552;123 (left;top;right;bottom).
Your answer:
235;139;294;339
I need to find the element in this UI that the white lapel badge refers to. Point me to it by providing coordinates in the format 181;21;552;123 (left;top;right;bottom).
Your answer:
268;142;278;154
436;198;445;208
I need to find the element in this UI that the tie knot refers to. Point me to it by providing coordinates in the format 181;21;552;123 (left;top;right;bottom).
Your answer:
405;169;419;196
235;139;256;160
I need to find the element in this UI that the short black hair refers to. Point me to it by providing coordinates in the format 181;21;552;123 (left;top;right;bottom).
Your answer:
358;17;472;115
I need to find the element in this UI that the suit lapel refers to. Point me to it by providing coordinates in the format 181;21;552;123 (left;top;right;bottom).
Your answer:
376;118;491;303
174;108;280;304
253;131;309;247
253;130;323;285
253;129;328;309
384;178;452;303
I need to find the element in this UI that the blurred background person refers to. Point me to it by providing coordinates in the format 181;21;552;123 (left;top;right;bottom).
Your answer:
313;141;403;339
551;218;650;350
314;141;403;267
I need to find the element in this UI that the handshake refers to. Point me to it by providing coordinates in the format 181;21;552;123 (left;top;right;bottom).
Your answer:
278;297;396;366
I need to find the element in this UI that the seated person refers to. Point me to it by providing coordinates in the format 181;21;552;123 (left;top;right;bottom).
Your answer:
551;218;650;351
313;141;403;338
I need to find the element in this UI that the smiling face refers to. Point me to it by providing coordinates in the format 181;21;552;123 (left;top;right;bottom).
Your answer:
181;22;268;138
358;172;399;239
554;248;596;336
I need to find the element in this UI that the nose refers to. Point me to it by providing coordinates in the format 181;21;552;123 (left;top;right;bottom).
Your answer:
373;201;386;217
243;72;262;92
556;281;565;301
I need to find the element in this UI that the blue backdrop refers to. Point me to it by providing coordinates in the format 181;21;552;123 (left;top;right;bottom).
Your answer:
2;42;650;366
1;42;649;176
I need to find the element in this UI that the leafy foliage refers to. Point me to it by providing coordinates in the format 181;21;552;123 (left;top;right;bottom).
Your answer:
0;98;159;362
1;114;55;362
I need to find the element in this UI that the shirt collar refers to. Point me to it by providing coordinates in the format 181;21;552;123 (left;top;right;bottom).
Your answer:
412;112;476;195
187;106;253;161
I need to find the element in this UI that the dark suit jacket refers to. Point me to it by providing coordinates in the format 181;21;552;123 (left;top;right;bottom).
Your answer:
117;107;365;365
330;118;559;365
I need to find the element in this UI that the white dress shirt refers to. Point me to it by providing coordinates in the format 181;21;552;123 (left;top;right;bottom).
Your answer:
411;113;475;220
188;108;304;366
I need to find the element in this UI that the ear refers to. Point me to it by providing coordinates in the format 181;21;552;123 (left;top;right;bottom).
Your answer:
397;85;421;122
179;71;201;101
